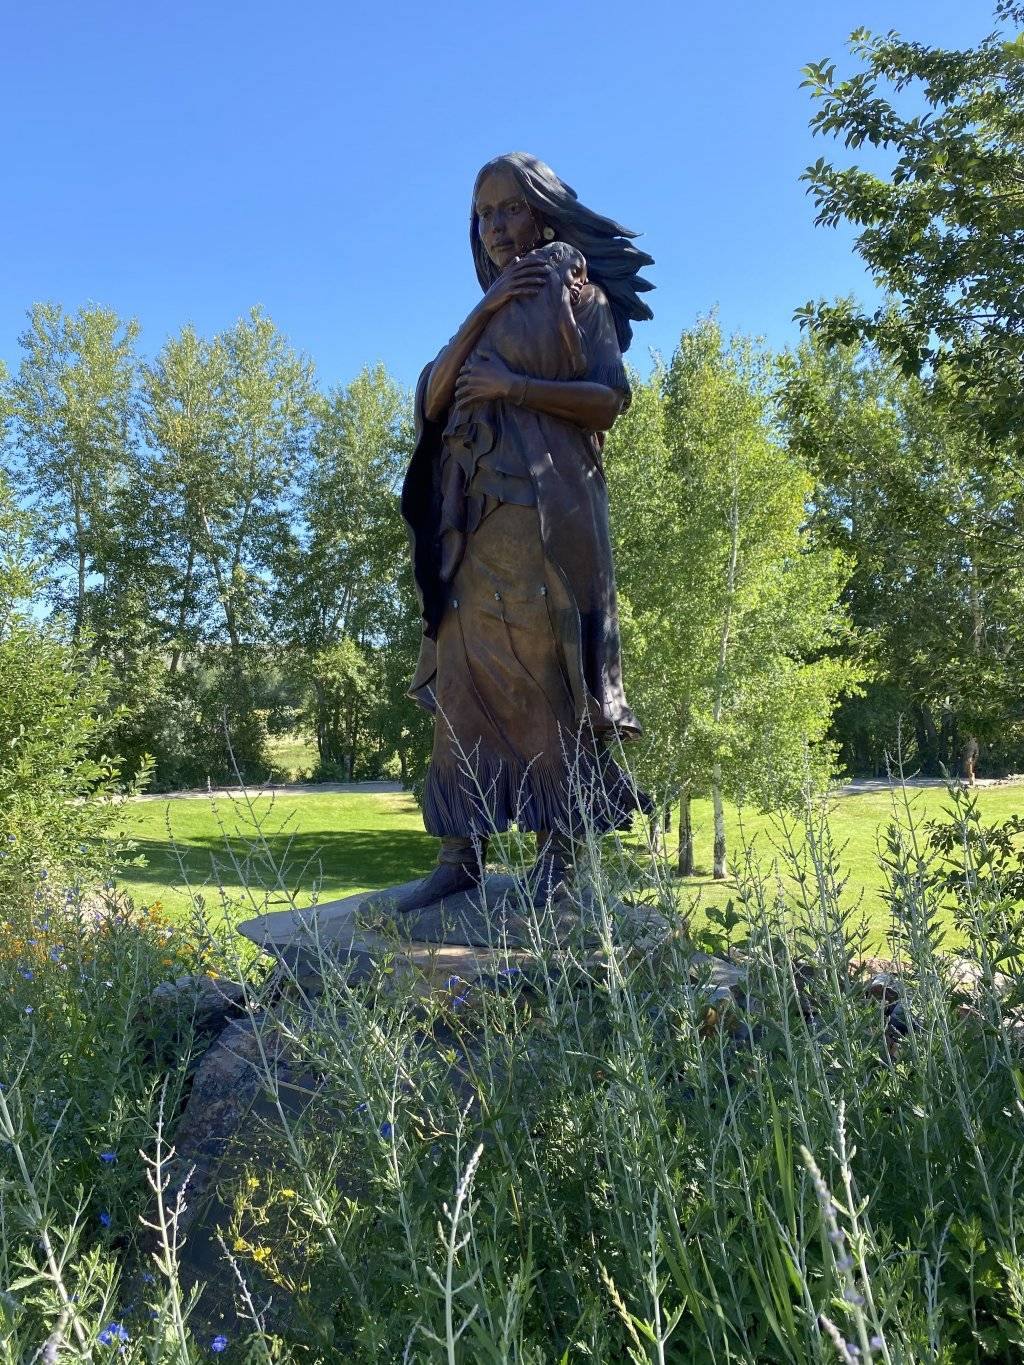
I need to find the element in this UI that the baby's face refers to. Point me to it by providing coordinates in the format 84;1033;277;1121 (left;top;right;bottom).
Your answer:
537;243;587;303
562;250;587;303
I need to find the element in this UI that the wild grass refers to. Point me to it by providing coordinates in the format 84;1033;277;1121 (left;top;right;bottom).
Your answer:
116;783;1023;943
1;778;1023;1360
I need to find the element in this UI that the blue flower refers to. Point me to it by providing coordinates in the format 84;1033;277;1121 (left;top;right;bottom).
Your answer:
99;1210;111;1227
39;869;48;881
98;1322;128;1345
49;947;63;962
379;1121;393;1140
453;995;468;1008
211;1335;228;1353
24;1005;33;1015
499;965;521;977
354;1101;369;1115
100;1151;116;1163
446;975;461;989
20;968;33;981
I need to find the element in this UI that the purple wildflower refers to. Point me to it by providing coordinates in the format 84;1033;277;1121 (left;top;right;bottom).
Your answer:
211;1335;228;1353
100;1151;116;1163
98;1322;128;1345
379;1121;393;1140
99;1210;111;1227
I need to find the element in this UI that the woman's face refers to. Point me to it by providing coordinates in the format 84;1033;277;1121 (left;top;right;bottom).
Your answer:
475;167;541;270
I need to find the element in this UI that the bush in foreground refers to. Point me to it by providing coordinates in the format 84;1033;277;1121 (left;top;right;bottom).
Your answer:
1;785;1023;1361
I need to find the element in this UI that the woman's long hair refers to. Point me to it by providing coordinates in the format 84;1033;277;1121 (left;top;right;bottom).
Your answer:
470;152;654;354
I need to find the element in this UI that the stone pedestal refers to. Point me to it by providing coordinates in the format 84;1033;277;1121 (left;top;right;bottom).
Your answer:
237;873;675;994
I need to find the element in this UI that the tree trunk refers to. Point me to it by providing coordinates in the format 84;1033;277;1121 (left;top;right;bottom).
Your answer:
677;789;694;877
712;765;727;880
73;498;87;643
168;543;196;676
915;702;940;776
708;464;740;883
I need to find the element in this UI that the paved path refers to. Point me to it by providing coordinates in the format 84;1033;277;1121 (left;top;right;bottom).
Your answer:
125;775;1023;804
836;775;1023;795
128;780;403;803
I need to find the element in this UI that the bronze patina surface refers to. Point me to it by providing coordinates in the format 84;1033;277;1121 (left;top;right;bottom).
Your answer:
394;153;655;914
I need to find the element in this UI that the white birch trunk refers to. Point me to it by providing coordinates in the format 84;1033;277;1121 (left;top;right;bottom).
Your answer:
711;463;741;881
712;764;727;880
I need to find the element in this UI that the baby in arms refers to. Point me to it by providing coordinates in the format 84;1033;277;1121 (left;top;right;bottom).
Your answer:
439;241;589;582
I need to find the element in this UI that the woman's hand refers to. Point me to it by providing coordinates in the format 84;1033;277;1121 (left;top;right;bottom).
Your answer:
454;351;517;405
423;256;548;422
480;256;550;318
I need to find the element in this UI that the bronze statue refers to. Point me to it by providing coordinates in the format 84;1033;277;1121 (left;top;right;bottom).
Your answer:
392;152;654;913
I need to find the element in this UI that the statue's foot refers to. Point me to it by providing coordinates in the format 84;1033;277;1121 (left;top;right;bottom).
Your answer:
364;860;482;916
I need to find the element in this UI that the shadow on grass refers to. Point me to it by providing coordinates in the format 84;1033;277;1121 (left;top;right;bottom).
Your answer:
119;828;437;905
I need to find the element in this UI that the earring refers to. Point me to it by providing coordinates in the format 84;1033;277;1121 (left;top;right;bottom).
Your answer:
542;226;555;241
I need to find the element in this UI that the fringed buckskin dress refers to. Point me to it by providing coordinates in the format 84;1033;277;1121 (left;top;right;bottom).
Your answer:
401;248;650;839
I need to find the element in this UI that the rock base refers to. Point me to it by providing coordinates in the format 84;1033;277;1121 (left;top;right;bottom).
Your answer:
236;873;676;993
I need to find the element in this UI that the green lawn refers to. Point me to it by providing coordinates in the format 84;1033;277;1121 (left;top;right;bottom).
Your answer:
116;783;1022;942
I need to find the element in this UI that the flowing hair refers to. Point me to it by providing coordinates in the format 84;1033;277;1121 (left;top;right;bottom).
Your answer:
470;152;654;354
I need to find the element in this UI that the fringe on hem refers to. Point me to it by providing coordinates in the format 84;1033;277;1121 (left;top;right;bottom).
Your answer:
422;747;652;840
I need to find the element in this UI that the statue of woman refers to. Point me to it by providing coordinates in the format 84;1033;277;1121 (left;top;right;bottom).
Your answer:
395;152;654;912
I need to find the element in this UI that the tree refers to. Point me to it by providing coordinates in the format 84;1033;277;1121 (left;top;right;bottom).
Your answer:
608;320;862;878
141;324;228;675
7;303;139;640
798;4;1024;451
780;340;1024;774
139;311;316;782
0;468;126;900
273;365;413;779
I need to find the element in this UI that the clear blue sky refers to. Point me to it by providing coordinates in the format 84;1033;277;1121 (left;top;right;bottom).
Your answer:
0;0;994;390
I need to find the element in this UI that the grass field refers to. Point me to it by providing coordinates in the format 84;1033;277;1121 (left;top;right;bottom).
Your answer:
115;782;1023;942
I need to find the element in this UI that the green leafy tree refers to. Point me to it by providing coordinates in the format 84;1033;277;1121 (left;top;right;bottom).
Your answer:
140;311;316;781
273;365;412;779
609;320;862;877
0;470;126;899
798;4;1024;450
8;303;140;640
781;340;1024;774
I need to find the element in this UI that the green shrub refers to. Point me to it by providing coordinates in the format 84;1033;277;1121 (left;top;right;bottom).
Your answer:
1;782;1023;1361
0;618;129;903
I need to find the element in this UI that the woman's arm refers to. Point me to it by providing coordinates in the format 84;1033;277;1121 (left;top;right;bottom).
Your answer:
424;258;551;421
454;352;625;432
514;376;624;430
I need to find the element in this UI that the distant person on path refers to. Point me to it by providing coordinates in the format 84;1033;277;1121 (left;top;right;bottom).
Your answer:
396;152;654;910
